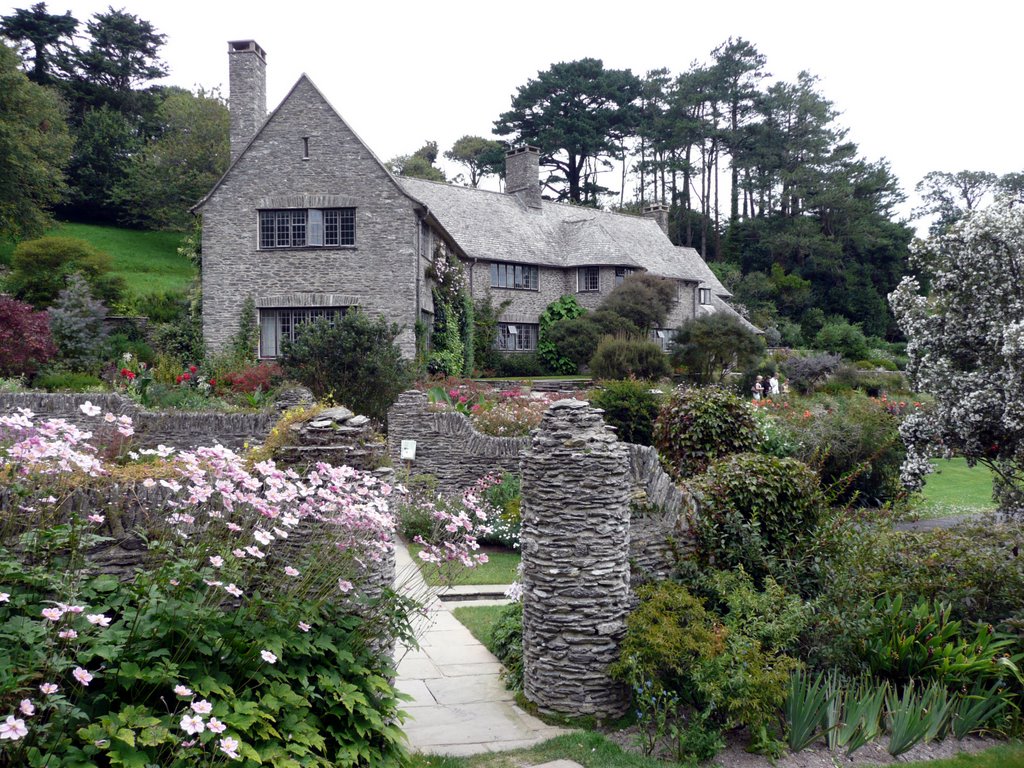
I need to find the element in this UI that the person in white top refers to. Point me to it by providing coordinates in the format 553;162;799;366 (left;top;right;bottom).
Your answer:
768;374;780;397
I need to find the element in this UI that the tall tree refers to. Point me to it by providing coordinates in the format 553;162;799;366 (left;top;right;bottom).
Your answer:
112;87;229;230
61;105;141;223
388;141;447;182
913;170;999;234
0;41;71;241
494;58;642;205
444;135;504;187
0;2;77;84
75;7;167;92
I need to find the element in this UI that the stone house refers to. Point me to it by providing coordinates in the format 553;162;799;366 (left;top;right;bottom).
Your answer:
195;41;752;360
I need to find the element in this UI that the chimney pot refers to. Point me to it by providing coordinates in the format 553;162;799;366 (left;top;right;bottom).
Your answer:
643;203;670;236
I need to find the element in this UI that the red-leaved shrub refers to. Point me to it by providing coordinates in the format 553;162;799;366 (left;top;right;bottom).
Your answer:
221;362;285;393
0;295;57;377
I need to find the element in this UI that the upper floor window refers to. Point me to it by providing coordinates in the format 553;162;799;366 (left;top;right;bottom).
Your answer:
699;287;712;305
614;267;635;286
491;262;539;291
577;266;600;292
259;208;355;249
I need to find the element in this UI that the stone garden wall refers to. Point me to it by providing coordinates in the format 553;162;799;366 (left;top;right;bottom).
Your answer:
519;400;631;718
0;392;278;451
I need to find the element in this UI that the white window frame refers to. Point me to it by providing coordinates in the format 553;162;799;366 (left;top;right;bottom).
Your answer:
496;322;538;352
258;208;355;249
699;287;712;305
577;266;600;292
258;306;347;358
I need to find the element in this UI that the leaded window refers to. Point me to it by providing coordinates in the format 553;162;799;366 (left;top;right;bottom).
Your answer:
614;267;635;286
259;208;355;248
578;266;600;292
496;322;538;352
490;262;539;290
258;306;347;358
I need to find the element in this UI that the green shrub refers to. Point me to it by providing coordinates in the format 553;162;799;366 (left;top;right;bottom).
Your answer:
281;311;411;423
6;236;124;308
814;318;869;361
653;386;758;480
589;336;669;381
491;352;546;378
33;371;105;392
538;295;586;374
107;333;156;367
599;273;678;332
689;452;825;586
491;602;524;691
132;290;188;324
544;315;603;371
781;352;841;395
671;313;765;386
590;379;661;446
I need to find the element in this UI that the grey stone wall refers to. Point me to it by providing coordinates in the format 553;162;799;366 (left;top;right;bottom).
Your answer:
201;75;424;357
520;400;631;718
228;41;267;161
626;444;696;582
0;393;278;451
386;390;522;492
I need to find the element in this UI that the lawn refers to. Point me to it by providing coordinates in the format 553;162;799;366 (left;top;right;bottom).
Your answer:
404;734;1024;768
0;221;194;299
916;457;997;519
452;604;506;654
408;543;520;587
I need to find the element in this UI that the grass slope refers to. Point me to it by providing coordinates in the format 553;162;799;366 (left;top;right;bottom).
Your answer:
408;543;520;586
917;457;997;518
1;222;194;299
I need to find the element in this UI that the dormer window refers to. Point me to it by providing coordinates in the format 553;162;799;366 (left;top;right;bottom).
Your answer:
699;287;712;305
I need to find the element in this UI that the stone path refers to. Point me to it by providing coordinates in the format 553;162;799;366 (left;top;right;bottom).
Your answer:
393;542;569;757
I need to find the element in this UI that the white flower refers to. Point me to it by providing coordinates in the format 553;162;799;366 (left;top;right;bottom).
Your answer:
39;683;58;695
0;593;8;603
191;699;213;715
0;715;28;741
19;699;34;716
260;650;277;664
298;621;311;632
207;717;226;733
224;584;243;598
209;555;224;568
173;685;193;697
72;667;93;686
79;402;101;417
86;614;111;627
180;714;205;735
219;736;241;759
87;514;105;524
284;566;300;577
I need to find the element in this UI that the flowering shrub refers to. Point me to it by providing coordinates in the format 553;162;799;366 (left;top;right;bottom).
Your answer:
113;351;153;403
424;380;561;438
0;296;56;378
0;403;433;767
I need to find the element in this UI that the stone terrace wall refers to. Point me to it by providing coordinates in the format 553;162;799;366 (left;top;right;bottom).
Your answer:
520;400;631;718
0;393;278;451
626;444;696;582
387;390;523;492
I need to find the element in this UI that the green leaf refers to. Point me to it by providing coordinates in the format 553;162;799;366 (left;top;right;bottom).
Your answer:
114;727;136;747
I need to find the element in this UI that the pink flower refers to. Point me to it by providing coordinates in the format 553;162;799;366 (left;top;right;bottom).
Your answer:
207;717;226;734
219;736;241;759
224;584;243;598
0;593;9;603
19;699;34;716
103;413;117;423
58;629;77;640
0;715;28;741
39;683;58;695
87;514;105;524
260;650;277;664
284;566;300;577
190;700;213;715
180;714;205;735
209;555;224;568
86;614;111;627
337;579;353;594
72;667;93;686
42;607;63;621
298;621;311;632
173;685;193;697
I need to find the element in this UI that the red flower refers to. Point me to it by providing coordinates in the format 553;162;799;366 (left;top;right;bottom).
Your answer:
126;371;136;380
182;373;191;381
175;375;182;384
120;367;130;377
189;365;197;373
209;378;216;386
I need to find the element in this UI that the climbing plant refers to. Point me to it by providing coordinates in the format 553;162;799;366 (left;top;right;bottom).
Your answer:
427;242;474;376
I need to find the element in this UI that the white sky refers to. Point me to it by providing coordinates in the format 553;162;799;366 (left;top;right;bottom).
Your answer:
5;0;1023;225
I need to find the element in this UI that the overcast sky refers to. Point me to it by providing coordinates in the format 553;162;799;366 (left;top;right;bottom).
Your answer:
6;0;1022;225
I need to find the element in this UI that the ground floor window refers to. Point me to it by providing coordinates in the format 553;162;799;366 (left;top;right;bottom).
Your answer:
650;328;672;351
496;322;539;352
259;306;347;358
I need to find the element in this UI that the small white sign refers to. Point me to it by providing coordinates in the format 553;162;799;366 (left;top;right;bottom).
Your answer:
400;440;417;461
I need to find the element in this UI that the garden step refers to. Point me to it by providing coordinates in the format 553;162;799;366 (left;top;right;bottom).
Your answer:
437;584;514;602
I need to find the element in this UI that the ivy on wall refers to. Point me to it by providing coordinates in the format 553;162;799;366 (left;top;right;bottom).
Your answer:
427;242;474;376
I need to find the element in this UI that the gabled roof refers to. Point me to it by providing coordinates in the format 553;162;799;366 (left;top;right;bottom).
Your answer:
398;177;730;294
701;293;764;335
194;74;404;211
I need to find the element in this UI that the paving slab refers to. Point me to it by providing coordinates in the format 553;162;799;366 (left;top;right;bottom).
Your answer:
393;541;569;755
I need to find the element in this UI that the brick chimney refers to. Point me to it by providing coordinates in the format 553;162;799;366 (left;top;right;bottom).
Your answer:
506;146;542;209
643;204;670;235
228;40;267;162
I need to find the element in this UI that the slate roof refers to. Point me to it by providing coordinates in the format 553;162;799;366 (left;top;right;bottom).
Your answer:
701;293;764;335
398;177;731;297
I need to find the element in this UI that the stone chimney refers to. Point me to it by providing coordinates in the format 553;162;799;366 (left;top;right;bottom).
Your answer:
643;204;670;236
506;146;542;209
228;40;267;162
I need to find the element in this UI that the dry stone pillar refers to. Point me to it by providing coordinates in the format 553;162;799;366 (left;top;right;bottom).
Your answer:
520;399;631;718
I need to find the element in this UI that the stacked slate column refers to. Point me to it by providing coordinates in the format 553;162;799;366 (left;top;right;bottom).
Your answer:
520;399;631;718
